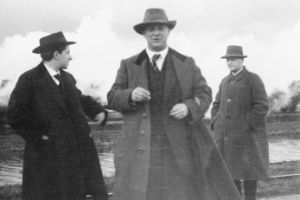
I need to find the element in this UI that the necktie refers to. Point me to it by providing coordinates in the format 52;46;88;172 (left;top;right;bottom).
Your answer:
152;54;161;72
53;73;61;85
53;73;64;92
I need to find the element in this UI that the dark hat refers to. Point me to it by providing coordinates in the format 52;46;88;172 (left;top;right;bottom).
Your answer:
221;45;247;59
32;31;76;54
134;8;176;34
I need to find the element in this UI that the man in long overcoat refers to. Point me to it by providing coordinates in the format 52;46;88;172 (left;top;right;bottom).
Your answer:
7;32;108;200
108;8;242;200
211;45;269;200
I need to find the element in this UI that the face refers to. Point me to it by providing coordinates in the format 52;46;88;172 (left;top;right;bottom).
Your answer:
55;45;72;70
143;24;170;52
226;57;244;73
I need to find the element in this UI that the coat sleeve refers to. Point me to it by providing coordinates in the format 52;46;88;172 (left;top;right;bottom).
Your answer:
80;94;108;125
6;73;46;142
183;58;212;123
210;82;222;130
69;74;108;125
107;60;137;112
249;74;269;128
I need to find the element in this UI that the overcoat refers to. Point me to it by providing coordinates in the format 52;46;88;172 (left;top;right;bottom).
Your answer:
7;63;108;200
211;67;269;180
107;48;242;200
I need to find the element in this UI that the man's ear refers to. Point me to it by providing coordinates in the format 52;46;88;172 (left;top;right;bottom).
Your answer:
53;50;59;59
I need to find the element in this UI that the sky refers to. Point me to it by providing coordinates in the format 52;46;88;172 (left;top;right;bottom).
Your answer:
0;0;300;106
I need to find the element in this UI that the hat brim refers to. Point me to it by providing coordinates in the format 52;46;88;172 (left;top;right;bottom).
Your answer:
133;20;176;34
32;41;76;54
221;54;247;59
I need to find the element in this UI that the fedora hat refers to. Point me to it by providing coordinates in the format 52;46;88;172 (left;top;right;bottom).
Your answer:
134;8;176;34
221;45;247;59
32;31;76;54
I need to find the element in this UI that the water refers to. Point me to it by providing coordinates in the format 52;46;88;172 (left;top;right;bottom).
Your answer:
0;159;22;185
269;139;300;163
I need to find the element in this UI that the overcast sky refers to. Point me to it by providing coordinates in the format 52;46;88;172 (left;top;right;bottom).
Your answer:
1;0;300;104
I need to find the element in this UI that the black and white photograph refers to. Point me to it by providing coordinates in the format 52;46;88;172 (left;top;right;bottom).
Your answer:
0;0;300;200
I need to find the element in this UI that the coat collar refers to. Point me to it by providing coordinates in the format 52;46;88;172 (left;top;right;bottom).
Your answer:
228;66;248;82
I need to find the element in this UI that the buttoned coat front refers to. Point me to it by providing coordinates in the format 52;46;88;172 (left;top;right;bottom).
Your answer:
108;49;243;200
211;68;269;180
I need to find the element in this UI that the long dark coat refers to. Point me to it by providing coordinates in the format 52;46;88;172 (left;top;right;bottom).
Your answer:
107;49;242;200
211;67;269;180
7;63;108;200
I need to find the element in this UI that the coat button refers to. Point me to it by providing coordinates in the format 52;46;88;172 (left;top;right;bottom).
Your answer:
140;130;145;136
141;113;147;118
137;148;144;153
227;99;232;103
224;137;228;141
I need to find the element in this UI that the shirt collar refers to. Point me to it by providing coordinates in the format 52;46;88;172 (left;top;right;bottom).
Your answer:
231;66;244;76
146;47;169;64
44;62;59;77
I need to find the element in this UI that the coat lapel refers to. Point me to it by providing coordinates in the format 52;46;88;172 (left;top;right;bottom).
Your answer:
163;51;177;103
134;50;149;90
36;63;68;113
169;49;192;100
232;67;248;82
60;70;82;110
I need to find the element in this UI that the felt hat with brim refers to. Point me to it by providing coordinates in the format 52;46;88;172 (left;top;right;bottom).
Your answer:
32;31;76;54
134;8;176;34
221;45;247;59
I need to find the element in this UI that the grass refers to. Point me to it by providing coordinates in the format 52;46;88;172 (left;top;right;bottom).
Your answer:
256;160;300;198
0;185;21;200
257;176;300;198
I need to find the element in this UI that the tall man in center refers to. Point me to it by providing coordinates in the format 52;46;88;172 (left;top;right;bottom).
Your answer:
108;8;242;200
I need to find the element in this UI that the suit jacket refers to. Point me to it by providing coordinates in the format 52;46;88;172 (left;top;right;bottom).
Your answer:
211;67;269;180
7;63;108;200
108;48;242;200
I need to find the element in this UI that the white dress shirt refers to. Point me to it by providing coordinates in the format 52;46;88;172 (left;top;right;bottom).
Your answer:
44;63;60;85
146;47;169;71
231;66;244;76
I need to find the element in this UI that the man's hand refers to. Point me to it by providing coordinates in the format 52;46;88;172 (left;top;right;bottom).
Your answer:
94;112;105;124
131;87;151;102
41;135;49;140
89;112;106;138
169;103;189;119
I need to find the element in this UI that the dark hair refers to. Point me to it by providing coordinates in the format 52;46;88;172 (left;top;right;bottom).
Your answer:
40;44;67;61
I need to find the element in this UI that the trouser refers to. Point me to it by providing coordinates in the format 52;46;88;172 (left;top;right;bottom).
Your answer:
234;180;257;200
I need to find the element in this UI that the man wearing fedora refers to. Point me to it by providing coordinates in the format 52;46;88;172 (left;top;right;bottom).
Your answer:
211;45;269;200
7;32;108;200
108;8;242;200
